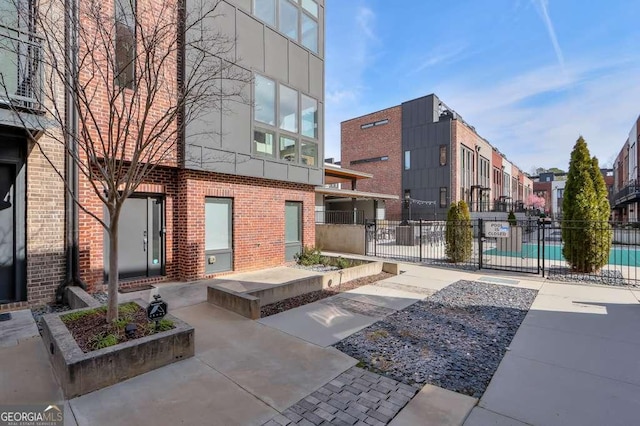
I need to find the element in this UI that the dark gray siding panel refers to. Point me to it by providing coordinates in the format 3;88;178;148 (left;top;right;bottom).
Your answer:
309;168;323;185
265;161;289;181
288;165;310;183
236;154;265;178
401;97;451;219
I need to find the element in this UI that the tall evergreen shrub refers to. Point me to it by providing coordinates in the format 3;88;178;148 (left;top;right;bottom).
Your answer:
562;137;612;272
446;201;473;263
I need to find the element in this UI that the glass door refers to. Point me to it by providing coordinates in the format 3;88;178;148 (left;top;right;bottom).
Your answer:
205;198;233;273
285;201;302;261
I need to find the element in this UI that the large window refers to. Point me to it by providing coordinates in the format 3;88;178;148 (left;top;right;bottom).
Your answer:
440;187;447;208
461;146;473;200
255;75;276;126
278;0;298;39
115;0;136;88
253;73;319;167
254;0;276;26
279;84;298;133
279;135;297;162
254;129;275;158
301;95;318;138
253;0;319;54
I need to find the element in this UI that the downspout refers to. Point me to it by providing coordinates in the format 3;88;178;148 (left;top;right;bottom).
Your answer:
57;0;86;303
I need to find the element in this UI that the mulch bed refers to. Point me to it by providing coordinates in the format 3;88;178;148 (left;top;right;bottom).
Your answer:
62;303;172;353
260;271;394;318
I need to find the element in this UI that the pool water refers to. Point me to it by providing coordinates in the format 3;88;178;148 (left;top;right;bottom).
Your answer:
485;243;640;267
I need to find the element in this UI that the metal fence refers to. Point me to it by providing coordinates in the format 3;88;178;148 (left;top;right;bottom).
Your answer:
364;218;640;285
316;210;365;225
541;220;640;285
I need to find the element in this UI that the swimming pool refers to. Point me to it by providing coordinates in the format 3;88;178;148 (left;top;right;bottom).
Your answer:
484;243;640;267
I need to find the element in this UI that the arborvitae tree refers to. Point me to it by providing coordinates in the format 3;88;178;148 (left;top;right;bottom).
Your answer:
562;137;612;272
446;201;473;263
588;156;613;269
507;210;517;226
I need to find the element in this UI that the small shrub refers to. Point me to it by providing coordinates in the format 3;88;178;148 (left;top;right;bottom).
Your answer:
61;307;101;323
89;333;119;350
118;302;139;316
294;246;323;266
148;318;175;333
335;257;350;269
114;318;129;330
507;211;517;226
445;201;473;263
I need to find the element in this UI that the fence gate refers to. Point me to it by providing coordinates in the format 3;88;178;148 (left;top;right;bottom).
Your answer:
478;218;542;274
365;218;542;275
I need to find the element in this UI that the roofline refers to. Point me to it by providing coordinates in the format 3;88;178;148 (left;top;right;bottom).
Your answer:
315;187;399;200
340;104;402;124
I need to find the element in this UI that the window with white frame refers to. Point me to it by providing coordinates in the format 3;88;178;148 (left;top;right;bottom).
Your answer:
253;0;319;54
253;73;319;166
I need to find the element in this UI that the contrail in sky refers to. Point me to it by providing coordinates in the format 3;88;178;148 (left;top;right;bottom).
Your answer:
535;0;565;68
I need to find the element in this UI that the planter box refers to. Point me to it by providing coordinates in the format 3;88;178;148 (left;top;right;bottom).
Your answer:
208;259;400;319
41;299;194;398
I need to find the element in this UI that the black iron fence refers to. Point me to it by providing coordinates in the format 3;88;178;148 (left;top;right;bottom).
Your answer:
363;218;640;285
316;210;365;225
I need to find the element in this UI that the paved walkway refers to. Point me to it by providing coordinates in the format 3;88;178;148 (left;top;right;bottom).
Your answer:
1;263;639;425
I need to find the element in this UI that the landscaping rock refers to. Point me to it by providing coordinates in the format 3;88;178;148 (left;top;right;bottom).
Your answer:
334;280;537;398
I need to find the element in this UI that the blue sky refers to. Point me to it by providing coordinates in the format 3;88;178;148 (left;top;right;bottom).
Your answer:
324;0;640;173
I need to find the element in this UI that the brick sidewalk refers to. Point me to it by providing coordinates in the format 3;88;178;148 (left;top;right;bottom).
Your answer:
263;367;418;426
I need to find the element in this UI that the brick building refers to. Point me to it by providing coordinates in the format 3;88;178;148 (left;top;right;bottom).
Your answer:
0;0;325;308
612;115;640;222
341;94;532;220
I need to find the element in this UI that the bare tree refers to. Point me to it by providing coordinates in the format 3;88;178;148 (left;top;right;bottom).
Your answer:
0;0;250;321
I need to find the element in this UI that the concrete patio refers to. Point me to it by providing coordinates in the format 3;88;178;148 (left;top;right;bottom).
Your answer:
1;262;639;425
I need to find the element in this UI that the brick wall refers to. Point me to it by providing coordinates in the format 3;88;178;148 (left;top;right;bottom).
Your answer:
178;170;316;281
24;136;67;307
341;106;403;218
78;167;316;290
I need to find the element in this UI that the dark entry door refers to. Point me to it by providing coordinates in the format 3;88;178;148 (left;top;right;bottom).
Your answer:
0;164;14;302
285;201;302;261
106;196;164;280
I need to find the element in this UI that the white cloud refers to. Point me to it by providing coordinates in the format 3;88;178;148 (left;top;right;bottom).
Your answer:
434;56;640;172
413;44;468;73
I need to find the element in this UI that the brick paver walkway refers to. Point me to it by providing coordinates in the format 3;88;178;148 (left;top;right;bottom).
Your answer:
263;367;418;426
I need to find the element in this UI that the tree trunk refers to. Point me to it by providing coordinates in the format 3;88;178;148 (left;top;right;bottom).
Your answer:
106;217;119;323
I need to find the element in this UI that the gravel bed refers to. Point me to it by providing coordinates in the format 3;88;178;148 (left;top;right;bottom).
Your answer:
334;280;537;398
260;272;394;317
93;292;108;304
545;267;635;287
31;304;71;335
290;264;340;273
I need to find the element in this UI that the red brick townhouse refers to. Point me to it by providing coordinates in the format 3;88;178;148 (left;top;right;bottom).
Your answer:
0;0;326;308
342;94;532;220
612;115;640;222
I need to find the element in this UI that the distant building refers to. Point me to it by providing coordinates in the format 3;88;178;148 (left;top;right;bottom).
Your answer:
611;115;640;221
532;169;613;219
341;94;532;220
